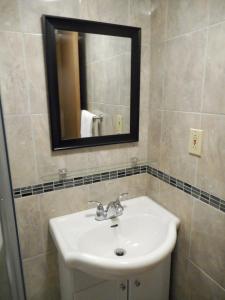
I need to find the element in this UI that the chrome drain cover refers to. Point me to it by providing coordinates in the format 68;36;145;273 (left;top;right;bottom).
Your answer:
114;248;126;256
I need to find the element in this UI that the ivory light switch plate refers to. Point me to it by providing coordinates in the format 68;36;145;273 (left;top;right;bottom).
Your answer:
189;128;203;156
115;115;123;134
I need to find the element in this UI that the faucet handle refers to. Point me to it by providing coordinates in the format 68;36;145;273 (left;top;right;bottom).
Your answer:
88;201;105;221
88;200;104;209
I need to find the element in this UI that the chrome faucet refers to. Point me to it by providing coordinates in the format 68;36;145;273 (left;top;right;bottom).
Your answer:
88;193;128;221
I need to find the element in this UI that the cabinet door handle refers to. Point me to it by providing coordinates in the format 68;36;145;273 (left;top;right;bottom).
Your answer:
134;280;141;287
120;283;126;291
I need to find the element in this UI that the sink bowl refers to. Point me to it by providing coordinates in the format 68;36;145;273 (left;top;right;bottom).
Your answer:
50;196;180;280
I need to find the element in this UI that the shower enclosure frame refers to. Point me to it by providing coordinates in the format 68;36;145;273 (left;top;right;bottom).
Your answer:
0;98;26;300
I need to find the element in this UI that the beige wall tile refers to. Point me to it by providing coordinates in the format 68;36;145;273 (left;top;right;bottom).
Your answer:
5;115;37;187
39;186;89;252
159;182;194;258
150;0;167;44
165;30;206;112
128;174;148;198
150;42;165;110
32;114;66;182
24;34;48;114
203;22;225;114
15;196;44;259
159;111;200;185
187;261;225;299
129;0;151;43
0;0;21;32
79;0;129;24
87;144;130;171
197;114;225;199
167;0;209;38
0;32;29;115
170;255;189;300
18;0;79;33
209;0;225;24
140;45;151;109
190;200;225;288
146;175;160;201
23;252;60;300
148;110;162;164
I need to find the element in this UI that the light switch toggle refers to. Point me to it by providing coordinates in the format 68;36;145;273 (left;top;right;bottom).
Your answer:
189;128;203;156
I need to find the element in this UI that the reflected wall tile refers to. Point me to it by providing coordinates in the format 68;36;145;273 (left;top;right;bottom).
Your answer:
79;0;129;25
15;196;44;259
4;115;37;187
119;53;131;107
18;0;79;33
24;34;48;114
0;32;29;115
209;0;225;24
32;114;66;182
150;0;167;44
0;0;21;32
187;261;225;299
165;30;206;112
129;0;151;42
203;22;225;114
167;0;209;38
39;186;89;252
196;114;225;199
23;252;60;300
159;111;200;185
190;200;225;288
92;57;120;106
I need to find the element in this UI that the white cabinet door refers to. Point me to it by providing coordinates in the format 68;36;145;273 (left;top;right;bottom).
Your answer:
74;280;127;300
129;256;171;300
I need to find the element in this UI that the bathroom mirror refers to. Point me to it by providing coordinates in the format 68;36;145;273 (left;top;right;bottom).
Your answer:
42;15;141;150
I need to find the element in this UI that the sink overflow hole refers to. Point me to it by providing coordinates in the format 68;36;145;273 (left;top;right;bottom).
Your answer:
114;248;126;256
111;224;118;228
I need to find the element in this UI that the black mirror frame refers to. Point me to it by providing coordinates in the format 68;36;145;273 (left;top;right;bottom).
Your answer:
42;15;141;151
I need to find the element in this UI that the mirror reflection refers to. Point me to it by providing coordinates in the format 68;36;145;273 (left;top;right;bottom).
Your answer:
55;30;131;140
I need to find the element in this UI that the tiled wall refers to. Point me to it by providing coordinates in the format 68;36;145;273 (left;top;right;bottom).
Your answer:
0;0;151;299
0;0;151;189
148;0;225;298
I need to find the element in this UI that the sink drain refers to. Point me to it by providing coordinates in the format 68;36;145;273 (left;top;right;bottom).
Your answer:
114;248;126;256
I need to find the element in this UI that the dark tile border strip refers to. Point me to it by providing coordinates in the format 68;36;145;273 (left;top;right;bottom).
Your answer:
147;166;225;214
13;165;147;199
13;165;225;214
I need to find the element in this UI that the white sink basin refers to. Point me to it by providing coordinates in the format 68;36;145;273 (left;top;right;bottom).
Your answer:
50;196;180;280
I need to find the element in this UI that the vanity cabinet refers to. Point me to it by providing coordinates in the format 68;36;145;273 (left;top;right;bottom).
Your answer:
58;254;171;300
73;280;127;300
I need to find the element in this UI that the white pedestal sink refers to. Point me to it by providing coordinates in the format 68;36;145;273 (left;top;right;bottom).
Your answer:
50;196;180;300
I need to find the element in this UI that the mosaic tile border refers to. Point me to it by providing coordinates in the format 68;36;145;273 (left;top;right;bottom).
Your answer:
147;166;225;214
13;165;225;214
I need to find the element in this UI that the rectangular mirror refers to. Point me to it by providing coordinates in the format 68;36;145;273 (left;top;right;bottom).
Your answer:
42;15;141;150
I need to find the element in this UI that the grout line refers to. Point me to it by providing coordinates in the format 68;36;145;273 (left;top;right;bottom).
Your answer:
157;109;225;117
188;260;225;293
188;198;195;259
